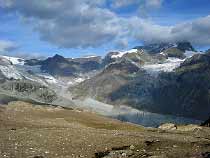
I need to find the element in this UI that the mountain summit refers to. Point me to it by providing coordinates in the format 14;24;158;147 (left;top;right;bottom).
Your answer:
134;42;195;54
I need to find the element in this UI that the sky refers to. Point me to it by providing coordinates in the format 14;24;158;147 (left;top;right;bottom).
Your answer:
0;0;210;58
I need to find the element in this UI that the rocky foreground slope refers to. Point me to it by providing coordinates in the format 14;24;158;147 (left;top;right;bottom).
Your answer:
1;101;210;158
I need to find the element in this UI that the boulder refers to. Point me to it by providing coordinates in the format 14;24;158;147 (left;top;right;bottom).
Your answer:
158;123;177;130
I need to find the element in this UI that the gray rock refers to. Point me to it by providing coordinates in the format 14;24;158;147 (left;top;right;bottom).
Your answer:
158;123;177;130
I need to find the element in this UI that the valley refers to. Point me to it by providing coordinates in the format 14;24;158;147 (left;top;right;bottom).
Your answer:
0;42;209;127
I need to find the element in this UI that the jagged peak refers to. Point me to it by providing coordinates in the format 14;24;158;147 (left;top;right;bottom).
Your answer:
43;54;69;63
52;54;65;59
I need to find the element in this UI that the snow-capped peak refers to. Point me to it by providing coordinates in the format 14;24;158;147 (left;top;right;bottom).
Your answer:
0;55;25;65
111;49;138;59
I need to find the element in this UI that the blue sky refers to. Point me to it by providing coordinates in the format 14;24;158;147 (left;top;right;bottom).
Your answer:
0;0;210;58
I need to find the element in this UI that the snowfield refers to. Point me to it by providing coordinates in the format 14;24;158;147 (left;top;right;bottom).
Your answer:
143;50;201;74
142;57;185;74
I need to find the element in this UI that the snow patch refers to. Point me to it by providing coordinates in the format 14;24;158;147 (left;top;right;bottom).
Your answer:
160;52;166;56
68;77;85;85
81;55;98;58
143;50;201;74
142;58;184;74
172;43;178;48
111;49;138;58
0;65;23;79
75;78;85;83
185;51;201;58
38;74;58;84
0;55;25;65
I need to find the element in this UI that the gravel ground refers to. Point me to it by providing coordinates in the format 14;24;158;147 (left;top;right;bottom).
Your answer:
0;101;210;158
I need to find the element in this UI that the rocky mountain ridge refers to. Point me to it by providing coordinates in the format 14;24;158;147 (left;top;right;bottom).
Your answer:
71;42;210;121
0;42;209;126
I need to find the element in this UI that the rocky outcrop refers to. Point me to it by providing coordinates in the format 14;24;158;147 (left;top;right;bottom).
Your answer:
201;117;210;127
158;123;177;130
158;123;202;132
0;80;57;103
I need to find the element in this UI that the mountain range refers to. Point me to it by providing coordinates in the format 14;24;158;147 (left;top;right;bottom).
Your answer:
1;41;210;126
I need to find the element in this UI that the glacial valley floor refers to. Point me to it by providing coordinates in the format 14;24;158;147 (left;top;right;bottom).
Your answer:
0;101;210;158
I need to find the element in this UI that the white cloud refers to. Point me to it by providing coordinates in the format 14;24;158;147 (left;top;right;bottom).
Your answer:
111;0;163;9
145;0;163;8
131;15;210;46
111;0;164;17
12;52;45;59
111;0;136;8
115;38;129;49
0;40;18;52
0;40;44;59
0;0;210;49
0;0;13;7
1;0;122;48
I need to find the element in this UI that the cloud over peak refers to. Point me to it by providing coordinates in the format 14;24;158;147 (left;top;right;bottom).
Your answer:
133;15;210;46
